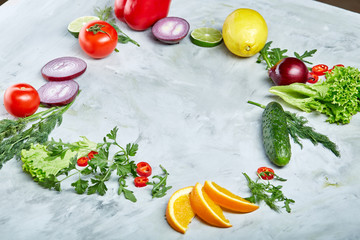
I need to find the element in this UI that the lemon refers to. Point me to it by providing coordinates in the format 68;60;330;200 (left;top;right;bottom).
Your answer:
222;8;268;57
67;16;100;38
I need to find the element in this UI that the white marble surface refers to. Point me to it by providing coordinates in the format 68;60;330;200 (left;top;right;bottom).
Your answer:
1;0;360;239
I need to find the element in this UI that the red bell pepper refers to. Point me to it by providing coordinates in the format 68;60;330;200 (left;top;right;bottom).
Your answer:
114;0;172;31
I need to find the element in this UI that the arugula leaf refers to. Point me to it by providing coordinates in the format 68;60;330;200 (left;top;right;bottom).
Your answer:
118;177;137;202
147;165;172;198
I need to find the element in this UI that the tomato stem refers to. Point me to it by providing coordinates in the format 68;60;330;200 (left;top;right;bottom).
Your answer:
86;24;111;38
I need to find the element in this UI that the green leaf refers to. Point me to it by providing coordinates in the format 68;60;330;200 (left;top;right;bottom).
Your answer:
118;178;137;202
126;143;138;156
147;165;172;198
71;178;89;194
38;174;61;191
87;179;108;196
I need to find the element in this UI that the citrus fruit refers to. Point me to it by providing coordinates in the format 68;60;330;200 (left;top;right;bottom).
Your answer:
189;182;232;228
67;16;100;38
222;8;268;57
166;186;195;234
203;181;259;213
190;27;223;47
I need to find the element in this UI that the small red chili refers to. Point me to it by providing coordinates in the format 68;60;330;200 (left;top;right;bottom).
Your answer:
307;72;319;84
257;167;275;180
311;64;329;76
134;176;149;187
88;151;99;160
77;156;89;167
136;162;152;177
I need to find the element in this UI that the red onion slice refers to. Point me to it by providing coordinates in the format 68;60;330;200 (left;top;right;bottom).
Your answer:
41;56;87;81
152;17;190;44
38;80;79;107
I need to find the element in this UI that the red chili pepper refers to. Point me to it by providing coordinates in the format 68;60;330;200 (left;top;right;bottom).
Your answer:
257;167;275;180
136;162;152;177
114;0;172;31
87;151;99;160
311;64;329;76
307;72;319;84
77;156;89;167
134;176;149;187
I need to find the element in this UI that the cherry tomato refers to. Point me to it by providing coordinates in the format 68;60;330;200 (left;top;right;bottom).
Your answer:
3;83;40;118
307;72;319;84
78;20;118;59
257;167;275;180
87;151;98;160
311;64;329;76
136;162;152;177
77;156;89;167
134;176;149;187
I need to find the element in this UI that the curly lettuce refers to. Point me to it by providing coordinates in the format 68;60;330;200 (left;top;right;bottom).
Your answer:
269;66;360;124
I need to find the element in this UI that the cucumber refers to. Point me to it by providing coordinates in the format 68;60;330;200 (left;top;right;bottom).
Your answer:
261;102;291;166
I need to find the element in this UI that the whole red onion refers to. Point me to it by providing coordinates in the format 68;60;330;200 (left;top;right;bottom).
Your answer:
268;57;309;85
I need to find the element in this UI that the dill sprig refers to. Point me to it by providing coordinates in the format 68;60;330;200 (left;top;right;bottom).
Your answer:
0;101;75;169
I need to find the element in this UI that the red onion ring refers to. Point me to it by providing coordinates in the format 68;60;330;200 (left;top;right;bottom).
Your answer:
152;17;190;44
38;80;79;107
41;56;87;81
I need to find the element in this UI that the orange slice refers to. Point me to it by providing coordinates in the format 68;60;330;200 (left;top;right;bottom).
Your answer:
165;186;195;234
189;182;232;228
203;181;259;213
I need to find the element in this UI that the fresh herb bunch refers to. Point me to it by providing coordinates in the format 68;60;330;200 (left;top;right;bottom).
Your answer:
248;101;340;157
94;6;140;47
243;172;295;213
0;101;75;169
257;41;317;69
147;165;172;198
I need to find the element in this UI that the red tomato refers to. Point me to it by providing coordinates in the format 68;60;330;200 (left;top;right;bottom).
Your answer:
78;20;118;59
87;151;98;160
307;72;319;84
311;64;329;76
77;156;89;167
136;162;152;177
3;83;40;118
257;167;275;180
134;176;149;187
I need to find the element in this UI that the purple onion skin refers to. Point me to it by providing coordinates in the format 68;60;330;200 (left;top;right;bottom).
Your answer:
268;57;309;86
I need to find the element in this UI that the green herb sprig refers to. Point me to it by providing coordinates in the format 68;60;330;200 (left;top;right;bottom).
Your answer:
257;41;316;69
147;165;172;198
243;172;295;213
94;6;140;47
0;101;75;169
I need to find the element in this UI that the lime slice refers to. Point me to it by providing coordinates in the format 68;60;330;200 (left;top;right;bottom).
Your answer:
190;27;223;47
67;16;100;38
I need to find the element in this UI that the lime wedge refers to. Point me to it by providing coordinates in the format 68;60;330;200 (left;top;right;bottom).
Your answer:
190;27;223;47
67;16;100;38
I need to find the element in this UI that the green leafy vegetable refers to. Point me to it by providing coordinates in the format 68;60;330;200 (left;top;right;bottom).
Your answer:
0;100;75;169
243;172;295;213
269;66;360;124
147;165;172;198
248;101;340;157
257;41;316;69
94;6;140;47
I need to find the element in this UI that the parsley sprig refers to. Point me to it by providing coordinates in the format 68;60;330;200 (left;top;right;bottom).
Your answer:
256;41;317;69
0;101;75;169
94;6;140;47
243;172;295;213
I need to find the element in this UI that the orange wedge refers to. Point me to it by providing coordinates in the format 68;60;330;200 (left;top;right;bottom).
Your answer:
166;186;195;234
203;181;259;213
189;182;232;228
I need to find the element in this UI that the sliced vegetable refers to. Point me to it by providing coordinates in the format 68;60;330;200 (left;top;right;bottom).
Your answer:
79;20;118;59
77;156;89;167
307;72;319;84
87;151;98;159
136;161;152;177
311;64;328;76
67;16;100;38
268;57;309;85
134;176;149;187
190;27;223;48
257;167;274;180
4;83;40;118
152;17;190;44
38;80;79;107
41;57;87;81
